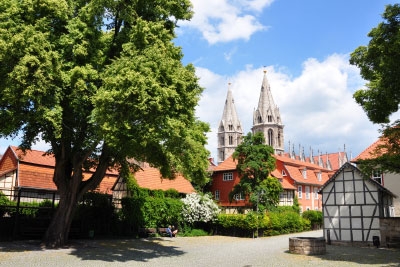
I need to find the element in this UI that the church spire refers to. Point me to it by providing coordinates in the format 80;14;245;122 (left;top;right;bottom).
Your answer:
217;83;243;163
252;70;284;155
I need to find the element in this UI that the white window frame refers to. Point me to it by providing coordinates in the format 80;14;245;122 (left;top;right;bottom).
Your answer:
317;172;322;181
372;169;383;185
302;168;307;179
282;170;287;176
215;190;220;200
223;172;233;181
305;186;310;199
298;185;302;199
314;187;319;199
233;193;244;201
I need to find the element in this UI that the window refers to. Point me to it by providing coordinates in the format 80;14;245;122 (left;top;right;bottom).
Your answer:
305;186;310;199
298;185;302;199
223;172;233;181
306;206;310;211
215;190;220;200
317;172;322;181
302;168;307;179
314;187;319;199
267;129;273;146
220;137;225;145
233;193;244;200
268;115;272;122
282;170;286;176
258;116;262;123
228;124;233;131
229;135;233;145
372;170;383;185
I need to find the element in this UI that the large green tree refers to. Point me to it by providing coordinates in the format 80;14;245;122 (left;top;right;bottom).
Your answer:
350;4;400;173
0;0;210;247
229;132;282;211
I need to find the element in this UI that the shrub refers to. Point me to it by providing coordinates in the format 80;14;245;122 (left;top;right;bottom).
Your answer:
181;193;220;224
302;210;323;229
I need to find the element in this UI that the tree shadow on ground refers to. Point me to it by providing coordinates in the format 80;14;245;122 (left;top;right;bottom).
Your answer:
285;244;400;266
68;237;184;263
0;237;184;264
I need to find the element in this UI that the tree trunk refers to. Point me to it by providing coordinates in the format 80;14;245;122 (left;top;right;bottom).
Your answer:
41;144;112;248
42;188;79;248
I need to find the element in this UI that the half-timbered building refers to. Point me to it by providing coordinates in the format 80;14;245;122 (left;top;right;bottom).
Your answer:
320;162;395;245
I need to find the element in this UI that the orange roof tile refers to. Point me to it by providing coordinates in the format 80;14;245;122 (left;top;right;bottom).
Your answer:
133;168;195;194
352;138;386;162
10;146;119;175
213;155;237;171
281;177;296;190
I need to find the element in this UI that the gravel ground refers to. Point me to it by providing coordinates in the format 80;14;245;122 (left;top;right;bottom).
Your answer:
0;230;399;267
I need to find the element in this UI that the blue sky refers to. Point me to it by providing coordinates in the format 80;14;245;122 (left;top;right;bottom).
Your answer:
0;0;398;162
175;0;399;161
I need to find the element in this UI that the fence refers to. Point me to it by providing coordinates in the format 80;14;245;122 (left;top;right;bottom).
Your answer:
0;187;117;240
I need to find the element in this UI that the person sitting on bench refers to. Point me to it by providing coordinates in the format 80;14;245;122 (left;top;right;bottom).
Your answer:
166;225;178;237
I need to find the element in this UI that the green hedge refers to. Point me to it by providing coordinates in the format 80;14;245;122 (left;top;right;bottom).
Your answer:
216;211;310;237
302;210;322;229
121;196;183;230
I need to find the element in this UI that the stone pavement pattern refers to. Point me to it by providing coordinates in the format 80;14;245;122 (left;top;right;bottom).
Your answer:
0;230;399;267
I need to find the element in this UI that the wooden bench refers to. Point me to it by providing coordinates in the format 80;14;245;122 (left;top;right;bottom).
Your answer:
138;228;157;238
158;227;171;237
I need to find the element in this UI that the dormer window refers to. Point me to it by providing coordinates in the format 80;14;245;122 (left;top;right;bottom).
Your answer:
372;169;383;185
302;168;307;179
317;172;322;181
282;170;287;176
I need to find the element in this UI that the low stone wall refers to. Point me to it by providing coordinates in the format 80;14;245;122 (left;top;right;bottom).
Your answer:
380;217;400;247
289;237;326;255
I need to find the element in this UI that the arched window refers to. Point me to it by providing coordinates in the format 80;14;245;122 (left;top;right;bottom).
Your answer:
268;115;272;122
258;116;262;123
229;135;233;145
267;129;273;146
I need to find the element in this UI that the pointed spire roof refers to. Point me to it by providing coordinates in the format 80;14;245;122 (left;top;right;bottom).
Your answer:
219;83;242;130
255;70;280;123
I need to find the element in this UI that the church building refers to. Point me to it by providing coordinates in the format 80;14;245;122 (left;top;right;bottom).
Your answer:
211;70;348;213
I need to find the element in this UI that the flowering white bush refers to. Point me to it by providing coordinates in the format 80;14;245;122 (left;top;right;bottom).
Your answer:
181;193;220;224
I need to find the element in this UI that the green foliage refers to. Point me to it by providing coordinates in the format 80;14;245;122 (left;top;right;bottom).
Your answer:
121;195;183;229
349;4;400;174
0;192;11;217
230;132;281;211
266;211;310;236
217;211;309;237
0;0;210;246
302;210;323;228
180;228;209;237
350;4;400;124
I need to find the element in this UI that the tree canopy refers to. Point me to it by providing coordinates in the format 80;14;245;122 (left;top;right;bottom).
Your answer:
229;132;282;211
350;4;400;123
350;4;400;174
0;0;210;247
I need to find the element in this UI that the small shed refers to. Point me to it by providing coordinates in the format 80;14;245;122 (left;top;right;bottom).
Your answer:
320;162;395;245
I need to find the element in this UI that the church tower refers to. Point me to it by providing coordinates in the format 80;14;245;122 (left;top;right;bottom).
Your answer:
252;71;284;155
217;83;243;163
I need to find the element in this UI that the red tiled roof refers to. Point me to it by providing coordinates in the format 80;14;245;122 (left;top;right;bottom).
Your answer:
5;146;118;193
213;155;237;171
133;168;195;194
352;138;386;162
10;146;119;175
281;177;296;190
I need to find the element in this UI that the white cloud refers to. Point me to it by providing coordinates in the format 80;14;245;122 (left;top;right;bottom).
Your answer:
179;0;273;44
195;54;381;161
